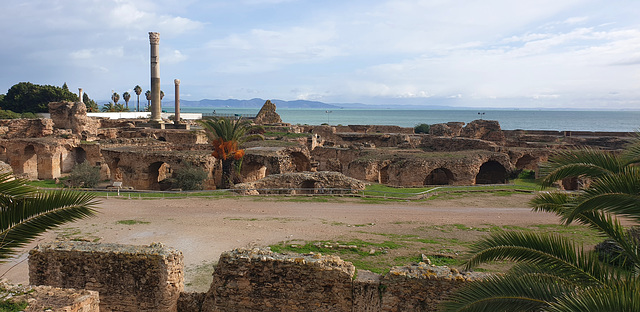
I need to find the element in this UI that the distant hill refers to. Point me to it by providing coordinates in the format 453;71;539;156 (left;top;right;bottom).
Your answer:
180;98;342;109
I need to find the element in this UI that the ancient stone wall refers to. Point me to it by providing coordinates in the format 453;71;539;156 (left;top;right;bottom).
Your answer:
253;100;283;124
0;118;54;138
233;171;366;195
29;241;184;312
1;282;100;312
49;101;100;139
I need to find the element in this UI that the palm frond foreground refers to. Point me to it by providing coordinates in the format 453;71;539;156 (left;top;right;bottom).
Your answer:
0;172;98;261
442;136;640;312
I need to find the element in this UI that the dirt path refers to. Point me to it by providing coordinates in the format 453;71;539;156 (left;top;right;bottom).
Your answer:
0;193;560;290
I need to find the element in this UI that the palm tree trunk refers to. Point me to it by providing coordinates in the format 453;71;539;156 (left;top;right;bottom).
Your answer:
221;159;234;189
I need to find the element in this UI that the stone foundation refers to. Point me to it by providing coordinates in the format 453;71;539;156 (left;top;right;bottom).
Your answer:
29;241;184;312
1;282;99;312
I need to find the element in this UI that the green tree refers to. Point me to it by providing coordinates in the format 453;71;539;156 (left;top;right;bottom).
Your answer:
122;92;131;110
68;162;101;188
442;139;640;311
111;92;120;104
172;164;208;190
82;93;99;112
197;117;255;189
414;123;430;134
101;103;115;112
114;103;128;112
145;90;151;111
0;172;98;261
134;85;142;112
1;82;78;113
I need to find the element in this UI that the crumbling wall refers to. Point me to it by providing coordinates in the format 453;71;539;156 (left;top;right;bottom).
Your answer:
0;118;54;138
29;241;184;312
253;100;283;124
48;101;100;138
1;282;100;312
232;171;366;195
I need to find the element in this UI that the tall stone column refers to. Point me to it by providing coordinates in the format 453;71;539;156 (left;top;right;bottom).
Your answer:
149;32;163;123
174;79;181;124
78;88;83;103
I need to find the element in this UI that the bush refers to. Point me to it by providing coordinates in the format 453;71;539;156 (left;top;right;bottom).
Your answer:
172;164;207;190
414;123;430;134
68;162;101;188
0;109;21;119
518;169;536;179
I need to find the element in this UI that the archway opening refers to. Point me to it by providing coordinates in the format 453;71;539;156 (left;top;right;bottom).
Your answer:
22;145;37;177
424;167;454;185
475;161;507;184
149;161;172;190
73;147;87;164
241;161;268;183
379;165;389;184
515;154;536;170
291;152;311;172
300;180;316;194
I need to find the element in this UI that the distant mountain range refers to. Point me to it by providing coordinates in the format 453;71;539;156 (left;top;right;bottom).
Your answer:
180;98;342;109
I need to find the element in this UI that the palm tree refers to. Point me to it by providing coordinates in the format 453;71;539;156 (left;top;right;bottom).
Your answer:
0;172;98;261
114;103;128;112
111;92;120;104
122;92;131;110
101;103;115;112
145;90;151;111
134;85;142;112
160;90;164;109
442;137;640;311
197;117;255;189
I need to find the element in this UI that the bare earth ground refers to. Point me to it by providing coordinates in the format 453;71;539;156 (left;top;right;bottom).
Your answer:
0;193;567;291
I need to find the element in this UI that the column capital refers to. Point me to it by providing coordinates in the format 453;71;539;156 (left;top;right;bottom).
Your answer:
149;32;160;44
174;79;180;85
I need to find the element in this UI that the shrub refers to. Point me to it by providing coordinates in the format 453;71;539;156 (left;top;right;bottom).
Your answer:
68;162;101;188
518;169;536;179
414;123;430;134
172;164;207;190
0;109;21;119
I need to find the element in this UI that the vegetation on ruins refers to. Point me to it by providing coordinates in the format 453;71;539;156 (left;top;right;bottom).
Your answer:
198;117;257;189
0;172;98;262
171;164;208;190
442;137;640;311
0;110;38;119
134;85;142;112
0;82;78;113
82;93;99;112
414;123;431;134
68;163;102;188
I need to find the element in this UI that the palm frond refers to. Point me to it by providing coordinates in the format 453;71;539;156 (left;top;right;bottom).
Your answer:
538;148;623;187
0;189;98;260
466;231;607;286
545;278;640;312
441;273;576;312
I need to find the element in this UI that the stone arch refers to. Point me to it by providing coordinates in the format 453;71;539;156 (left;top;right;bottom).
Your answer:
157;136;167;142
291;152;311;172
300;180;316;194
73;147;87;164
149;161;172;190
241;161;268;183
424;167;454;185
22;145;38;178
379;164;390;184
475;161;507;184
515;154;537;170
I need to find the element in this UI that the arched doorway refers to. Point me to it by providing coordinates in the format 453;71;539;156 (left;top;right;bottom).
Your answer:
241;161;268;182
73;147;87;164
149;161;172;190
515;154;536;170
475;161;507;184
22;145;37;177
290;152;311;172
424;168;454;185
300;180;316;194
379;165;390;184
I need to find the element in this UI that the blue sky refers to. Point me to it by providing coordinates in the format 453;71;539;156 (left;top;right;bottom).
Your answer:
1;0;639;109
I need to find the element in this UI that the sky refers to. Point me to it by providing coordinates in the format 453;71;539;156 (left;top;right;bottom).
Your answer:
1;0;639;109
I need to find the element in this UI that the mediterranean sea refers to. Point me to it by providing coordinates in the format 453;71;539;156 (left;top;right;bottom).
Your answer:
172;107;640;132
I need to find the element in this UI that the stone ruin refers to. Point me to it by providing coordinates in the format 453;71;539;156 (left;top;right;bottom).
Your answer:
233;171;366;195
0;98;633;191
27;241;486;312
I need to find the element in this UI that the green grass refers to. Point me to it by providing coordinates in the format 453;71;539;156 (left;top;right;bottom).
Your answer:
26;179;65;188
116;219;150;225
0;299;28;312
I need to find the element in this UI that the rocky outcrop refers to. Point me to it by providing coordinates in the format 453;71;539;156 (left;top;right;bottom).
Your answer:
461;119;505;142
253;100;282;124
233;171;366;195
0;118;54;138
48;101;100;138
429;122;465;137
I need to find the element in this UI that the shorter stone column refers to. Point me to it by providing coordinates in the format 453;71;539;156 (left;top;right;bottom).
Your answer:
174;79;181;123
78;88;83;103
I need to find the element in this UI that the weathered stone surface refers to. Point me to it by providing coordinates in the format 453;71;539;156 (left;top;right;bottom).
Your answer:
420;136;499;152
48;101;100;138
380;263;485;311
0;118;54;138
29;241;184;312
202;248;356;312
429;122;465;137
233;171;366;195
253;100;282;124
0;282;100;312
460;119;505;142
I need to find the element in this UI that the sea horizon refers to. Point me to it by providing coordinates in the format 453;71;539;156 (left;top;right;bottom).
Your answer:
164;106;640;132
